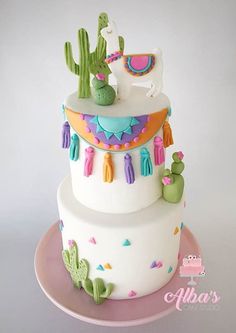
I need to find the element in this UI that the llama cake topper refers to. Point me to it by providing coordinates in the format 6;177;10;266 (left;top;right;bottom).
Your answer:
101;20;163;100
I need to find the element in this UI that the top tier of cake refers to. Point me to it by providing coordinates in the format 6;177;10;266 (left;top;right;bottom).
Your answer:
64;87;171;214
61;14;181;214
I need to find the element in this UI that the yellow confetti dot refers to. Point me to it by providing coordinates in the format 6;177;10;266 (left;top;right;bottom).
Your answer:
173;226;180;235
104;263;112;269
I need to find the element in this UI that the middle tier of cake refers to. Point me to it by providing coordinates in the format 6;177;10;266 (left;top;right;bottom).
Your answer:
58;176;184;300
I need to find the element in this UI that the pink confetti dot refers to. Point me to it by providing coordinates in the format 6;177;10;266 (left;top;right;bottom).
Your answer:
128;290;137;297
114;144;120;150
124;142;130;148
142;127;147;133
133;136;139;143
147;115;151;122
94;137;100;144
85;127;91;133
79;114;84;120
104;143;110;149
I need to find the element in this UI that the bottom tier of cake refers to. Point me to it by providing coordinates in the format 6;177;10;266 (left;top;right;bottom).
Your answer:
57;176;184;300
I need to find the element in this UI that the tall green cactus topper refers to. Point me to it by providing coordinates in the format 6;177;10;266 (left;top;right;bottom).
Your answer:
65;12;124;98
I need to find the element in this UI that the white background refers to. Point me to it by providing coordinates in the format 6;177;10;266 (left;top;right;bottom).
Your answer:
0;0;236;332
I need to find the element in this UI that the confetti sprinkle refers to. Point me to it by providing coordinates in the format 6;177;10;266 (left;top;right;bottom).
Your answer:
173;226;180;235
128;290;137;297
104;263;112;269
168;266;173;273
89;237;96;244
150;261;157;269
59;220;64;232
156;261;163;269
150;260;163;269
122;239;131;246
180;222;184;230
96;265;104;271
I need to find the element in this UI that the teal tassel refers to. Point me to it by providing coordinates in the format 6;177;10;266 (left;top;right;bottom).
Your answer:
70;134;80;161
140;148;153;176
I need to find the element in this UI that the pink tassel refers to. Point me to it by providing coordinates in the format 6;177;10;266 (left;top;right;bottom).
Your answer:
84;146;95;177
154;136;165;166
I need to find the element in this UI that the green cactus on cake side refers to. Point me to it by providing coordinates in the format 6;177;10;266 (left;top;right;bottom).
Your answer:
162;152;185;203
82;278;114;304
62;241;89;288
65;13;125;98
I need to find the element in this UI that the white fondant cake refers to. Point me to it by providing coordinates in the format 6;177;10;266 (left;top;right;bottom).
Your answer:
58;176;184;299
56;13;186;303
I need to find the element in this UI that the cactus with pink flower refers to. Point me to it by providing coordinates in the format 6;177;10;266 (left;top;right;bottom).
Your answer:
162;151;185;203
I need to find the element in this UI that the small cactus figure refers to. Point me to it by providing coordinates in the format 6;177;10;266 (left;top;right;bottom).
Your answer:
82;278;114;304
62;241;89;289
162;151;185;203
92;73;116;105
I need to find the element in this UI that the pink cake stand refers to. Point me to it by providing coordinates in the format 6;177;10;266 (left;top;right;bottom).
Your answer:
34;222;201;327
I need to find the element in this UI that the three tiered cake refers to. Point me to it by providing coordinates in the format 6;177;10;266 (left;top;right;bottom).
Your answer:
58;13;185;304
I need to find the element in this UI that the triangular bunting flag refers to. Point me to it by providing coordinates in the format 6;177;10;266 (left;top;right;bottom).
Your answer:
104;131;113;139
130;117;140;126
114;131;123;140
124;126;132;134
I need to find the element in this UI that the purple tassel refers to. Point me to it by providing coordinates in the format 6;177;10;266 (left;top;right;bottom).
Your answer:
62;121;70;149
124;153;135;184
154;136;165;166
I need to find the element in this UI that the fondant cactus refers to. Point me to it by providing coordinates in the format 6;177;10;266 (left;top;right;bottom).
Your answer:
65;13;125;98
92;74;116;105
162;152;185;203
82;278;114;304
65;28;90;98
62;242;89;288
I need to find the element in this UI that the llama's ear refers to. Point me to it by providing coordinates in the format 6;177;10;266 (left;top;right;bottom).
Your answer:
110;20;118;32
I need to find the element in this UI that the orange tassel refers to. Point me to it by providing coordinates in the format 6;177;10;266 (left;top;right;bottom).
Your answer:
163;121;174;148
103;153;114;183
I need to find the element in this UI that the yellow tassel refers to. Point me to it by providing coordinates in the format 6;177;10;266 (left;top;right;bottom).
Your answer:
163;121;174;148
103;153;114;183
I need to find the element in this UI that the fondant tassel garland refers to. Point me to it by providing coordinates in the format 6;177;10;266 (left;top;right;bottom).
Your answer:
140;148;153;176
84;146;95;177
70;134;80;161
154;136;165;165
103;153;114;183
124;154;135;184
62;121;71;148
163;121;174;148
